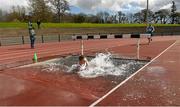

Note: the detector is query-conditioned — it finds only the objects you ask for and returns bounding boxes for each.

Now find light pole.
[146,0,149,25]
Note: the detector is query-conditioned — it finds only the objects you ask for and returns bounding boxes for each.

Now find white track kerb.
[89,41,177,107]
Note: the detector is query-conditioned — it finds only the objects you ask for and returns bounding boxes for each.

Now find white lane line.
[89,41,177,107]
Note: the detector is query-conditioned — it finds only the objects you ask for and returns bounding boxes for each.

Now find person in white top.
[78,55,89,71]
[29,27,36,49]
[146,24,155,44]
[67,55,89,73]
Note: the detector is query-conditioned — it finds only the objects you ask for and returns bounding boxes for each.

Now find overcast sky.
[0,0,179,14]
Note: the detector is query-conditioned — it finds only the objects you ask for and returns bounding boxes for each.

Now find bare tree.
[0,9,2,19]
[104,12,109,23]
[112,15,118,23]
[29,0,52,22]
[49,0,70,22]
[96,12,104,23]
[0,9,4,21]
[73,13,86,23]
[4,5,27,22]
[126,13,134,23]
[117,11,126,23]
[117,11,123,23]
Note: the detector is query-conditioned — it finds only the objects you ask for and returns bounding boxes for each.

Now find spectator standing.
[29,27,36,49]
[37,20,41,29]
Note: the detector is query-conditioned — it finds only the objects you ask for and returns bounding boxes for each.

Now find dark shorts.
[147,32,153,37]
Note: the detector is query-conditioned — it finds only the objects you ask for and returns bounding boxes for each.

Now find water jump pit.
[14,53,148,83]
[18,53,148,81]
[4,53,149,105]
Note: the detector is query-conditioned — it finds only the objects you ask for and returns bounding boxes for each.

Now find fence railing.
[0,32,180,46]
[0,34,72,46]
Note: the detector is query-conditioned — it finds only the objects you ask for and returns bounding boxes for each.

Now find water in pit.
[34,53,148,79]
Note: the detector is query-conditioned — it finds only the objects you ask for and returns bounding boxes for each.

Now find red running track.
[0,36,180,106]
[0,37,178,70]
[95,39,180,106]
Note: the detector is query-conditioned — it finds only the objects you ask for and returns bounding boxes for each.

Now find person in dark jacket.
[29,27,36,49]
[146,24,155,44]
[37,20,41,29]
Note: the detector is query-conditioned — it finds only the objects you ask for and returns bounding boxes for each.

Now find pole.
[22,36,25,44]
[146,0,149,25]
[137,39,140,59]
[58,34,61,42]
[41,35,44,43]
[81,40,84,55]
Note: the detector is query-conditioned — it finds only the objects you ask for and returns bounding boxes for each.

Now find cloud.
[68,0,180,14]
[0,0,28,11]
[76,0,102,10]
[160,3,172,10]
[0,0,180,14]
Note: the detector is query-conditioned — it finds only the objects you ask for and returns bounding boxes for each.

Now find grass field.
[0,22,179,28]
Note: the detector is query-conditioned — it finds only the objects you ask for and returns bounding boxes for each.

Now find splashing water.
[76,53,126,78]
[42,63,69,73]
[41,53,147,78]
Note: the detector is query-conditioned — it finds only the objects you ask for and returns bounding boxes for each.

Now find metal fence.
[0,34,73,46]
[0,32,180,46]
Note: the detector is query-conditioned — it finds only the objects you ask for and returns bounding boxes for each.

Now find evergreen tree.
[171,1,177,24]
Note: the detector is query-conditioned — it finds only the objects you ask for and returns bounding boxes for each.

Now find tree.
[16,5,26,21]
[0,9,3,21]
[154,9,170,24]
[6,5,26,22]
[91,16,101,23]
[104,12,109,23]
[28,0,52,22]
[126,13,134,23]
[174,12,180,24]
[133,9,153,23]
[73,13,86,23]
[117,11,126,23]
[141,9,153,23]
[117,11,124,23]
[171,1,177,24]
[96,11,110,23]
[112,15,118,23]
[96,12,104,23]
[49,0,70,23]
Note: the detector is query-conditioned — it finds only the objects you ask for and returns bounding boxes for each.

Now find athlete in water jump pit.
[67,55,89,73]
[78,55,89,71]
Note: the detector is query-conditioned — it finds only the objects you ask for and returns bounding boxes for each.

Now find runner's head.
[79,55,86,65]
